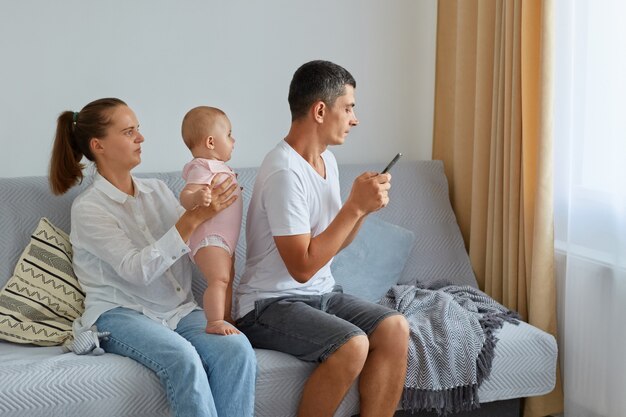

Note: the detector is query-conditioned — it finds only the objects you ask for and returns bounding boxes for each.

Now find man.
[235,60,409,417]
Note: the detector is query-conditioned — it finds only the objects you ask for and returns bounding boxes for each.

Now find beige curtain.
[432,1,563,416]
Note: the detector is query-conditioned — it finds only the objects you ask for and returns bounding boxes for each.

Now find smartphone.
[381,153,402,174]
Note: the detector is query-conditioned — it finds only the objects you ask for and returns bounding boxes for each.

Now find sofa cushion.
[331,216,416,302]
[337,162,478,289]
[0,218,85,346]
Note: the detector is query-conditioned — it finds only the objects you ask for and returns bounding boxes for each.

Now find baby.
[180,106,243,335]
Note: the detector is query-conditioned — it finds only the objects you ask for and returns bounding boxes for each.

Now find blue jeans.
[96,307,256,417]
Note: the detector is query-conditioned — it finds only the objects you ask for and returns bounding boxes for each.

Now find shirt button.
[176,287,181,292]
[181,249,186,253]
[171,256,176,260]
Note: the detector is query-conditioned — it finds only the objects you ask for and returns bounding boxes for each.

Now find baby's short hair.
[181,106,226,149]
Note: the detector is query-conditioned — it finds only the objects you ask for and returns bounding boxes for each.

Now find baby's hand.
[193,186,212,208]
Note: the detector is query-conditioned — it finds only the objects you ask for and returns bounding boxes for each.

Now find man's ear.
[313,101,326,123]
[205,136,215,150]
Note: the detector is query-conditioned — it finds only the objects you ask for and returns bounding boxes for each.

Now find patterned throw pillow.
[0,218,84,346]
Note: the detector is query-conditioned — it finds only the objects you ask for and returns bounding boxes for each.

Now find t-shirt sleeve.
[262,169,311,237]
[183,160,215,185]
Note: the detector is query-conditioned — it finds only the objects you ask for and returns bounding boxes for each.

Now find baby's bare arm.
[180,183,211,210]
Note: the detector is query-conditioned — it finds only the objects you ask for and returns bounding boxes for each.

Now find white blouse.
[70,173,198,334]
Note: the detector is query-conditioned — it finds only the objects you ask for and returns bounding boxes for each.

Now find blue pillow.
[331,216,416,302]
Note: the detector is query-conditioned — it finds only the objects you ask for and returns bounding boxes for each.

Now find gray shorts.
[235,286,400,363]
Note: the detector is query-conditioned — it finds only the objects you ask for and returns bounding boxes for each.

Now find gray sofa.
[0,160,556,417]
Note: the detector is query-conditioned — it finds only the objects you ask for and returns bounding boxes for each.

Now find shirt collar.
[207,159,233,173]
[93,172,153,203]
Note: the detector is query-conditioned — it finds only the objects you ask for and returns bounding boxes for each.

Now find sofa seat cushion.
[255,348,362,416]
[477,321,558,402]
[0,319,557,417]
[254,321,557,416]
[0,341,169,417]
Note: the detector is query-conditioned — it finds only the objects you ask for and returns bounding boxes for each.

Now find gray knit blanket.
[378,283,519,415]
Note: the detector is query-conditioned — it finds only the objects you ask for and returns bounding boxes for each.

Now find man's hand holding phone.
[345,153,401,216]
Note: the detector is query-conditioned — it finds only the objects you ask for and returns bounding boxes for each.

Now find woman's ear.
[205,136,215,150]
[90,138,104,155]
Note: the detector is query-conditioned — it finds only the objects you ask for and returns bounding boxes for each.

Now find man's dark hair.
[288,60,356,121]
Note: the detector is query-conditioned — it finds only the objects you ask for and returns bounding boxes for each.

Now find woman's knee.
[231,335,257,364]
[213,334,257,368]
[166,339,206,371]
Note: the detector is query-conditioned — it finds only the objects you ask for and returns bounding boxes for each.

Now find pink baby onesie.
[182,158,243,258]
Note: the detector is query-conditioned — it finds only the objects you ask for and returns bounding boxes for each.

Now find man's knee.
[325,334,369,376]
[371,315,409,350]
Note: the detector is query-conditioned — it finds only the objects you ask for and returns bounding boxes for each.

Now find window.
[554,0,626,268]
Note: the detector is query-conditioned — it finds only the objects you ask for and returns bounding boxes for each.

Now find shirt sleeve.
[70,198,189,287]
[262,169,311,237]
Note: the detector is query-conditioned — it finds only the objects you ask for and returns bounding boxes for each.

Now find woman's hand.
[205,173,238,215]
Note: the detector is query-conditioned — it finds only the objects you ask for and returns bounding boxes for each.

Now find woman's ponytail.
[49,111,84,195]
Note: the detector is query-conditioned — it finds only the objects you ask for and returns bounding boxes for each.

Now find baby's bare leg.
[224,255,236,325]
[194,246,240,335]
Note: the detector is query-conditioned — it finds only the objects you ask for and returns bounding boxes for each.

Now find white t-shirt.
[70,173,198,334]
[234,140,341,318]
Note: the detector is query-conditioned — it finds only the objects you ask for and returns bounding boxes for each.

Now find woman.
[49,98,256,417]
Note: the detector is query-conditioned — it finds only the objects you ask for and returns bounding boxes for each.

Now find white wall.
[0,0,437,178]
